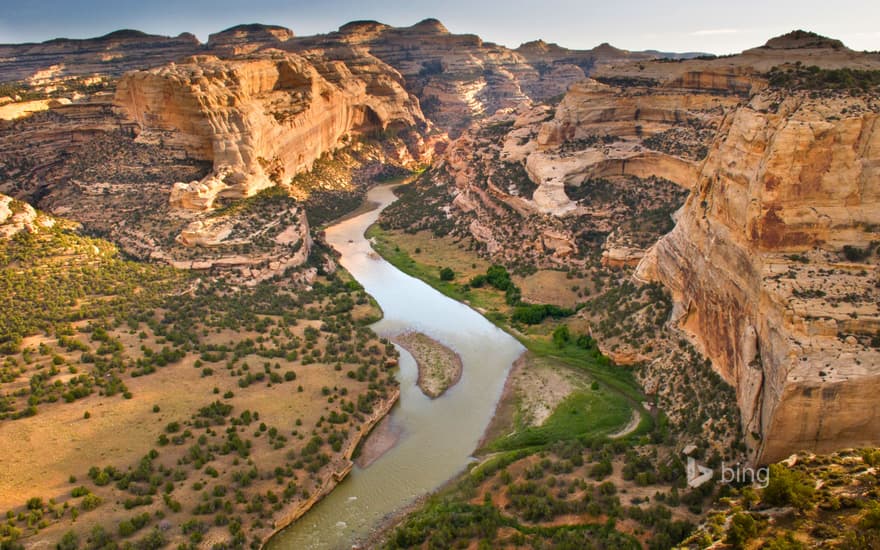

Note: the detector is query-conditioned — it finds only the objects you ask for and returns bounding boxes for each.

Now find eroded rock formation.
[115,50,429,209]
[206,24,295,56]
[637,90,880,462]
[0,194,54,238]
[375,30,880,463]
[286,19,703,137]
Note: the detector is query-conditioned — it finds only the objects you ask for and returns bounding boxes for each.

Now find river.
[267,184,525,549]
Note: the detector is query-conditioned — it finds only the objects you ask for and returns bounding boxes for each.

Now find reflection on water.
[267,184,524,549]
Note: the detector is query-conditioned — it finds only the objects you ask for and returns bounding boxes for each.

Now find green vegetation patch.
[490,389,631,451]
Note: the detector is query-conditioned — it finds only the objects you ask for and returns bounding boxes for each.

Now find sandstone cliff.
[1,19,711,142]
[526,78,740,214]
[115,50,429,209]
[290,19,549,135]
[637,89,880,463]
[382,73,709,268]
[330,21,710,136]
[422,72,736,250]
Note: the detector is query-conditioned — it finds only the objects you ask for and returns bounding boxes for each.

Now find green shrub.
[552,325,571,348]
[56,531,79,550]
[512,304,574,325]
[762,464,815,510]
[118,520,136,537]
[81,493,102,511]
[843,245,872,262]
[725,512,758,549]
[486,265,512,291]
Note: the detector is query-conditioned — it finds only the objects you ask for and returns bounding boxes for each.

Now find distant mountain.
[0,30,201,81]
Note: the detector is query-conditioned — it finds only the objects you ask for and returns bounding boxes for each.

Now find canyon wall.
[381,31,880,463]
[290,19,560,136]
[638,90,880,462]
[115,50,429,209]
[523,79,740,213]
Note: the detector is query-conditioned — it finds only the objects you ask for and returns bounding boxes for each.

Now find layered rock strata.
[637,90,880,462]
[115,50,429,209]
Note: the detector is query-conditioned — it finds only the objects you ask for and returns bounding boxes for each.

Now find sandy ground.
[0,346,352,509]
[391,331,463,398]
[514,270,592,307]
[513,356,578,426]
[477,351,580,450]
[477,353,524,450]
[355,414,404,468]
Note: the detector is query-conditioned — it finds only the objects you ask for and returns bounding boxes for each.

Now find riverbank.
[316,173,421,230]
[391,331,463,398]
[262,386,400,547]
[476,352,526,450]
[355,414,404,469]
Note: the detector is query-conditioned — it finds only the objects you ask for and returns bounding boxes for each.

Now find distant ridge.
[761,29,847,50]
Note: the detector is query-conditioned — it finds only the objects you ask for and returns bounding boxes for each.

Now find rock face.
[428,74,735,233]
[0,96,150,200]
[384,78,699,267]
[638,90,880,463]
[524,78,739,214]
[115,51,429,209]
[289,19,549,135]
[0,19,719,143]
[285,19,690,137]
[163,204,313,285]
[0,97,71,120]
[593,30,880,89]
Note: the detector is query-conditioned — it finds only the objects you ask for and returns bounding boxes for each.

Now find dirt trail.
[610,409,642,438]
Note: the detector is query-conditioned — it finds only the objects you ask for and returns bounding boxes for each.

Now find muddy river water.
[267,184,524,549]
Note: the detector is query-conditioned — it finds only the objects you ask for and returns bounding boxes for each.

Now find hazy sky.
[1,0,878,54]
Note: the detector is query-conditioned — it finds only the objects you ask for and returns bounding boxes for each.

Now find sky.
[1,0,878,54]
